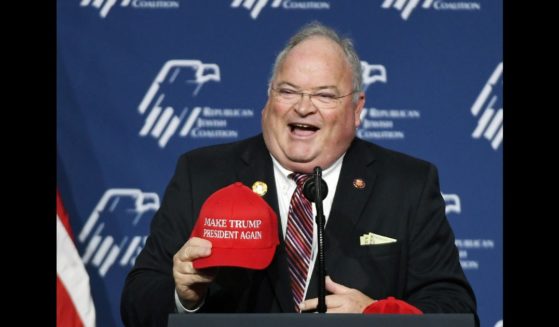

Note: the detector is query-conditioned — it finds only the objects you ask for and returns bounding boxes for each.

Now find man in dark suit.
[121,21,478,327]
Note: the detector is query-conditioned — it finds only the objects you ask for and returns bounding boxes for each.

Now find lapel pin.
[252,181,268,196]
[353,178,366,189]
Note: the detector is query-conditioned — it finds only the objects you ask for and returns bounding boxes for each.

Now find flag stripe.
[57,191,96,327]
[57,191,75,241]
[57,276,85,327]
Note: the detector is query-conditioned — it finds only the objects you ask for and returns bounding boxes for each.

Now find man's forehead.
[279,38,349,73]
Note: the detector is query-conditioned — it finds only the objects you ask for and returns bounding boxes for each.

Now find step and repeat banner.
[57,1,502,326]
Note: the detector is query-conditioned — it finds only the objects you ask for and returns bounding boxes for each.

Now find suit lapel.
[236,135,295,312]
[306,139,377,299]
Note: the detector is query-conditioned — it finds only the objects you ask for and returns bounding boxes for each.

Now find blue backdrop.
[57,1,502,326]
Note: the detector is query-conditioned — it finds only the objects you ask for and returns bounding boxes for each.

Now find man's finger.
[188,237,212,248]
[300,295,343,312]
[181,272,215,285]
[178,238,213,261]
[299,297,318,312]
[325,276,352,294]
[324,307,346,313]
[174,260,217,277]
[181,246,211,261]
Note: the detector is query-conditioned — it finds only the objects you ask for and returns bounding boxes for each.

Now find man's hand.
[173,237,217,309]
[300,276,376,313]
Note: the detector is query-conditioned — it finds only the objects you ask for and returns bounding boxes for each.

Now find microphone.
[302,166,327,313]
[302,173,328,202]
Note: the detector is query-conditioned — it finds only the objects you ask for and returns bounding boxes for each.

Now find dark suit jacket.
[121,134,478,327]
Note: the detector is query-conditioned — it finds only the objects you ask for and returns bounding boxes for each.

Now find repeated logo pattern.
[231,0,282,19]
[442,192,461,215]
[471,62,503,150]
[80,0,179,18]
[231,0,330,19]
[381,0,481,21]
[78,189,160,277]
[138,60,221,148]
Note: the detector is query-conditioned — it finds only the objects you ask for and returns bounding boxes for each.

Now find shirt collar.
[270,154,345,182]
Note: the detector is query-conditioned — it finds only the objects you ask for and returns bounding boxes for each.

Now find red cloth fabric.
[363,297,423,314]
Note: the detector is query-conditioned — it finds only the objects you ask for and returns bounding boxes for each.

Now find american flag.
[57,190,96,327]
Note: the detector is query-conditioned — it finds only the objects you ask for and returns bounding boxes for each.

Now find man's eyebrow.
[314,86,339,92]
[275,81,298,88]
[275,81,339,91]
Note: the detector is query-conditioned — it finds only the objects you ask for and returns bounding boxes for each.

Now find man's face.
[262,36,365,173]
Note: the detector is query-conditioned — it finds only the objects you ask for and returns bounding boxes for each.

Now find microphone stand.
[313,167,327,313]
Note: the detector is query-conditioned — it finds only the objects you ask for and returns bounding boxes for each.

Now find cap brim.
[193,246,276,270]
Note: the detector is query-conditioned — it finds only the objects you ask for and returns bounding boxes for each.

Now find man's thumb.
[325,276,352,294]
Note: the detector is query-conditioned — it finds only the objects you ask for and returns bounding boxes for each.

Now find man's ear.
[354,93,366,128]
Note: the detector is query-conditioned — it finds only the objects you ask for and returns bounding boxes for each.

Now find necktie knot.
[289,173,310,188]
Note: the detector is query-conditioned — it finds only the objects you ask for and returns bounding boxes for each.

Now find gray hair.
[268,21,363,102]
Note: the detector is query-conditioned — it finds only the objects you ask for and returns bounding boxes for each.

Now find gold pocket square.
[360,233,397,246]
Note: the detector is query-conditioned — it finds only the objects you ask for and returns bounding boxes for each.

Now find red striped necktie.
[285,173,314,312]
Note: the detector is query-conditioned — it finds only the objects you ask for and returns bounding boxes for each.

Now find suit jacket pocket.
[342,241,402,299]
[358,241,401,258]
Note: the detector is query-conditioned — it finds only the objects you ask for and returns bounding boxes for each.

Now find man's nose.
[294,93,317,116]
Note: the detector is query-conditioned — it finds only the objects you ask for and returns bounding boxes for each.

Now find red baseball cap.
[191,182,279,270]
[363,297,423,314]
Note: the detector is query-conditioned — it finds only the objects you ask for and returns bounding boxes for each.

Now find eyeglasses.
[270,87,357,110]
